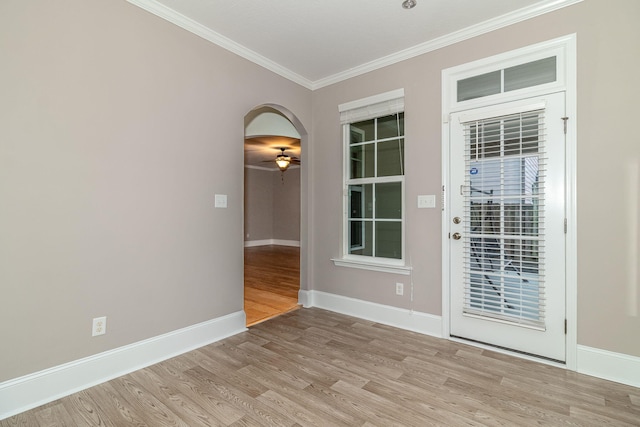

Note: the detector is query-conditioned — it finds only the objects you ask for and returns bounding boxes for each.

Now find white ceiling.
[128,0,579,89]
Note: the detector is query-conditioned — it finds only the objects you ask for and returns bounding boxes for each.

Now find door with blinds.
[449,93,566,362]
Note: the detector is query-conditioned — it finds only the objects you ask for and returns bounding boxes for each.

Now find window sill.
[331,258,412,275]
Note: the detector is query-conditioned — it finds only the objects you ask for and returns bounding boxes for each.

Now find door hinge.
[564,218,567,234]
[561,117,569,135]
[441,185,445,211]
[564,319,567,334]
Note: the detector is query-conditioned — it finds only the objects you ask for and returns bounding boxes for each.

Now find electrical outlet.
[92,316,107,336]
[396,282,404,296]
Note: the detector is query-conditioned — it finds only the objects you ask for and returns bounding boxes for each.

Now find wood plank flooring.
[244,245,300,327]
[3,308,639,426]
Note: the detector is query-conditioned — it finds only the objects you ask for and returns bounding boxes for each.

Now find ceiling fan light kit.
[275,147,298,171]
[275,153,291,171]
[402,0,417,9]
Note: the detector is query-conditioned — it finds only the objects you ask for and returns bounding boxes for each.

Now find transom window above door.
[444,36,574,111]
[457,56,557,102]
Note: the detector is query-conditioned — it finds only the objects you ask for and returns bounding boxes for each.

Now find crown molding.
[126,0,314,90]
[312,0,582,89]
[127,0,582,91]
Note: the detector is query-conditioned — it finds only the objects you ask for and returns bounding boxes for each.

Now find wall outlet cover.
[92,316,107,336]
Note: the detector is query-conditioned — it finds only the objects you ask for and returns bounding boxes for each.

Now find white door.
[449,92,566,362]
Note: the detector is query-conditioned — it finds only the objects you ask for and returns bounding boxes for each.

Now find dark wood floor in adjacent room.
[244,245,300,327]
[3,308,639,426]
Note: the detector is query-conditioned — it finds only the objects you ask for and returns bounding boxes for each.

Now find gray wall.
[310,0,640,358]
[272,167,301,242]
[244,168,274,241]
[244,167,300,243]
[0,0,311,382]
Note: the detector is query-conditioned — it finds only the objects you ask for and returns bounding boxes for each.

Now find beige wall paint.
[272,168,301,242]
[575,0,640,357]
[244,167,300,243]
[244,168,274,241]
[0,0,311,381]
[311,0,640,357]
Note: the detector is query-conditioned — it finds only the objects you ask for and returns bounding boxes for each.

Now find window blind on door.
[462,109,547,329]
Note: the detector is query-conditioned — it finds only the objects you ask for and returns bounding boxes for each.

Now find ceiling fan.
[266,147,300,172]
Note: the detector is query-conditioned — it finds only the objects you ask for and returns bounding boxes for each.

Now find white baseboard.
[298,289,312,308]
[0,311,247,420]
[244,239,300,247]
[300,290,442,338]
[577,345,640,388]
[6,302,637,420]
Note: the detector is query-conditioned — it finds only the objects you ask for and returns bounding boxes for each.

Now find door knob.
[452,232,462,240]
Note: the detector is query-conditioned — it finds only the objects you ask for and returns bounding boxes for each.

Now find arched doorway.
[243,105,308,326]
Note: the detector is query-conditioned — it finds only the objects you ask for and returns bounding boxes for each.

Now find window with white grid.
[338,90,405,263]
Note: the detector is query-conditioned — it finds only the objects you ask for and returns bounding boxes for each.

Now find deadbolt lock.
[453,217,461,224]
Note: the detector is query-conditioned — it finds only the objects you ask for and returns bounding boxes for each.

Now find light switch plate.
[417,195,436,208]
[214,194,227,208]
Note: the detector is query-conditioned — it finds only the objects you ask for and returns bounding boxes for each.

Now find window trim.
[331,256,412,275]
[338,89,405,124]
[334,90,408,272]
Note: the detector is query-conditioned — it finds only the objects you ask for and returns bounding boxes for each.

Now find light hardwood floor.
[3,308,639,426]
[244,245,300,327]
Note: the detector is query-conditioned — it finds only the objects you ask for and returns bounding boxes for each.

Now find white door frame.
[441,34,577,370]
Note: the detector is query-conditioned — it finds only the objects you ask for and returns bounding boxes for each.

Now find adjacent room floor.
[244,245,300,327]
[3,308,639,426]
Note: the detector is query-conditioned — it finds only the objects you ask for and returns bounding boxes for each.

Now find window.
[347,113,404,260]
[335,90,406,270]
[456,56,558,102]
